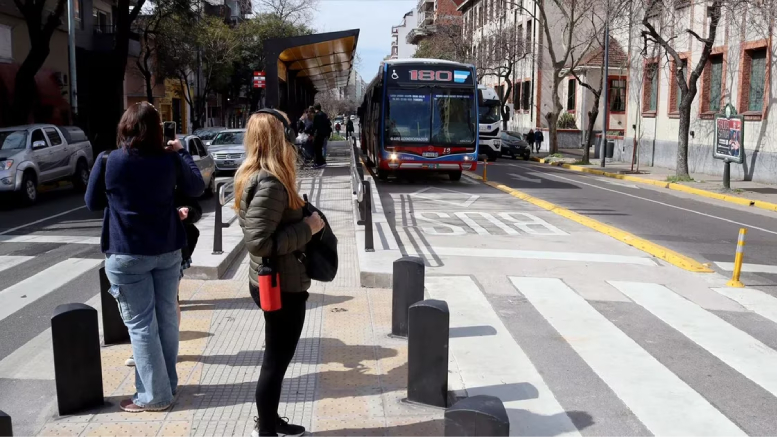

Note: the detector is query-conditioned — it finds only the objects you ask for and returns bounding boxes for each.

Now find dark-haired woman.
[85,102,205,412]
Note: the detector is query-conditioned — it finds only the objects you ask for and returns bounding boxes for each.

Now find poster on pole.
[713,103,745,164]
[253,71,266,89]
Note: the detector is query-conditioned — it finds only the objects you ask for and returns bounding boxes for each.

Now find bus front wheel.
[449,171,462,181]
[377,169,389,181]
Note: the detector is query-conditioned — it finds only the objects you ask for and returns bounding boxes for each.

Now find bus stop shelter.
[264,29,360,123]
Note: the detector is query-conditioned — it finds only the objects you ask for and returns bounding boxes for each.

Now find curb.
[529,157,777,213]
[463,171,714,273]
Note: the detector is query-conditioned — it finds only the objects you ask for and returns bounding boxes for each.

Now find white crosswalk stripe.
[0,256,33,273]
[512,277,746,436]
[713,286,777,325]
[0,258,103,322]
[612,281,777,399]
[0,235,101,245]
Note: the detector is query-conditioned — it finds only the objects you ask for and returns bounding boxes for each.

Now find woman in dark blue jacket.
[85,102,204,412]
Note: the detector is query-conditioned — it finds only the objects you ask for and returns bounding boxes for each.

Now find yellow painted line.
[529,157,777,213]
[463,171,714,273]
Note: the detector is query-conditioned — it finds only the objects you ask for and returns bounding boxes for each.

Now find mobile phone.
[163,121,177,143]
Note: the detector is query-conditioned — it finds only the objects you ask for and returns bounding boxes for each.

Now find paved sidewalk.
[535,148,777,206]
[36,143,444,437]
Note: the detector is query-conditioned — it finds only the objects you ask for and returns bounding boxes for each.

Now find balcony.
[407,26,434,44]
[92,25,140,56]
[417,10,434,26]
[417,0,434,11]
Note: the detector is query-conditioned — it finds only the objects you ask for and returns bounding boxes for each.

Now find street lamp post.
[67,0,78,119]
[601,7,609,168]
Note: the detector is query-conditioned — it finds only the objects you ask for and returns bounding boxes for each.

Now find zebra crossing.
[430,274,777,436]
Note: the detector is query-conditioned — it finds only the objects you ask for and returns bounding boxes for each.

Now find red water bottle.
[258,265,281,312]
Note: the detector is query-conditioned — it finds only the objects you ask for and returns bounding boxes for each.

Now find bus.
[358,59,479,181]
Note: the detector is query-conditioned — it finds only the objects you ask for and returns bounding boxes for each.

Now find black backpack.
[298,194,338,282]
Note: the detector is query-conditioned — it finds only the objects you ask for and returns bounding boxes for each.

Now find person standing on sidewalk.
[346,117,354,140]
[312,103,331,168]
[526,129,535,153]
[535,129,544,153]
[235,109,324,437]
[85,102,205,412]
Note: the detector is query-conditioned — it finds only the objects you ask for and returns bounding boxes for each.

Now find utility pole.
[67,0,78,119]
[196,0,202,129]
[600,6,609,168]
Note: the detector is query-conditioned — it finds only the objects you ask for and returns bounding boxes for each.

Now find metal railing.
[213,180,237,255]
[350,139,373,252]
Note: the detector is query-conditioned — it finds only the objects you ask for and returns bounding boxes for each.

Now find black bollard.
[407,299,449,408]
[0,410,11,436]
[391,257,425,337]
[445,395,509,436]
[99,268,129,345]
[52,303,104,415]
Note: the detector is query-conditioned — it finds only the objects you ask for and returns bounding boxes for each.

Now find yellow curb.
[529,157,777,213]
[463,171,714,273]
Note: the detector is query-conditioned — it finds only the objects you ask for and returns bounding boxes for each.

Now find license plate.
[422,164,439,169]
[223,160,234,166]
[423,152,438,158]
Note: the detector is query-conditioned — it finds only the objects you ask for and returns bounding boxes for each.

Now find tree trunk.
[144,72,154,104]
[11,42,50,125]
[676,96,692,177]
[548,79,563,154]
[582,96,600,165]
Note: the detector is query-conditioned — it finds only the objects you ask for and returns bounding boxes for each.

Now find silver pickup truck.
[0,124,94,205]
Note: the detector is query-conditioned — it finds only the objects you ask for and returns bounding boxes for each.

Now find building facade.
[407,0,464,45]
[391,10,417,59]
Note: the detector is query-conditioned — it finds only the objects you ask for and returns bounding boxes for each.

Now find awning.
[264,29,360,109]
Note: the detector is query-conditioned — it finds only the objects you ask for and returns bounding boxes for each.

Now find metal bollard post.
[445,395,509,436]
[391,257,425,337]
[408,299,449,408]
[213,182,225,255]
[363,180,374,252]
[0,410,11,437]
[52,303,104,415]
[99,267,129,345]
[727,228,747,288]
[482,160,488,182]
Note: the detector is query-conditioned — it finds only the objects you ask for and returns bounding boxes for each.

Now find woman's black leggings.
[249,285,308,435]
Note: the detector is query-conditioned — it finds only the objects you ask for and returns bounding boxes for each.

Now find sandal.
[119,398,172,413]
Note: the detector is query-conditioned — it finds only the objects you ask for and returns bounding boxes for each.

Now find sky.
[312,0,416,82]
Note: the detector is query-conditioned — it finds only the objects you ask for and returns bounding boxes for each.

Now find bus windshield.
[479,100,501,124]
[386,88,476,145]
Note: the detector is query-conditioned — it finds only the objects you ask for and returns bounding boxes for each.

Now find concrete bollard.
[391,257,425,337]
[408,299,449,408]
[52,303,104,415]
[0,410,11,436]
[99,267,129,345]
[445,395,509,436]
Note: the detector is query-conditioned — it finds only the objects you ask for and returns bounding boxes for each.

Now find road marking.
[508,173,541,183]
[0,235,101,245]
[463,173,713,273]
[611,281,777,399]
[0,256,33,273]
[408,187,480,208]
[594,177,640,189]
[714,261,777,274]
[0,258,103,322]
[513,277,746,436]
[713,287,777,325]
[430,247,656,265]
[0,205,87,236]
[454,212,519,235]
[544,172,777,236]
[426,276,580,436]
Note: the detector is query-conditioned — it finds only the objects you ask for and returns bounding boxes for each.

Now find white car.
[208,129,246,172]
[178,134,216,196]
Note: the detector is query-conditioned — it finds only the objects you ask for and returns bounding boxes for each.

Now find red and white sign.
[253,71,266,89]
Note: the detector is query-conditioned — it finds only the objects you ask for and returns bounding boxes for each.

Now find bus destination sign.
[387,65,474,86]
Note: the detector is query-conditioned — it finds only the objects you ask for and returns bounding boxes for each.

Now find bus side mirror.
[504,106,511,121]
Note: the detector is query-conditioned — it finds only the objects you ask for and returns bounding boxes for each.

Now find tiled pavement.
[37,143,442,436]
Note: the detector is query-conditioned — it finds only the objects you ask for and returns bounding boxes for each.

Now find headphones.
[255,108,297,144]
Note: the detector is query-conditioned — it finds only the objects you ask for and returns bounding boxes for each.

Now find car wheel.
[72,159,89,192]
[20,171,37,205]
[523,153,530,161]
[449,170,462,181]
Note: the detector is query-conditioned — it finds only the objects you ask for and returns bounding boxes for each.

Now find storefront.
[158,79,189,134]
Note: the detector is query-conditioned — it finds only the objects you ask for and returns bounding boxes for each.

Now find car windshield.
[386,90,432,142]
[431,90,477,144]
[197,130,222,140]
[503,131,523,141]
[211,132,244,145]
[0,131,28,151]
[479,101,501,124]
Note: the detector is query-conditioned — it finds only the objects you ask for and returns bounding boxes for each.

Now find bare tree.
[641,0,724,178]
[255,0,319,26]
[414,20,469,62]
[11,0,67,124]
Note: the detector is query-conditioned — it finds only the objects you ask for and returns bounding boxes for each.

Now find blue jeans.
[105,250,182,408]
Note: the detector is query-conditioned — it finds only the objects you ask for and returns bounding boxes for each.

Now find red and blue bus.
[358,59,479,181]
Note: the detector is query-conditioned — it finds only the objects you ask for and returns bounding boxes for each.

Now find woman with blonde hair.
[235,109,324,437]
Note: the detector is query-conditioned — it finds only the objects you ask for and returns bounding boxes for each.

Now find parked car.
[0,124,94,204]
[208,129,246,172]
[178,134,216,196]
[500,131,531,160]
[193,127,225,147]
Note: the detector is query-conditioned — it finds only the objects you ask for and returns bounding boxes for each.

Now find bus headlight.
[390,153,398,161]
[464,156,472,161]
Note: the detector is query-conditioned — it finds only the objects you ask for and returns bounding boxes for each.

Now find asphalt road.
[481,159,777,294]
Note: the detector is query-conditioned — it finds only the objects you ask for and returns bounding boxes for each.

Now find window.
[0,24,11,62]
[643,63,658,112]
[517,25,524,55]
[93,8,111,33]
[526,21,532,53]
[669,58,688,113]
[609,78,626,112]
[521,81,531,111]
[386,90,431,142]
[514,82,521,108]
[31,129,47,149]
[74,0,83,30]
[746,49,767,112]
[703,54,724,113]
[44,128,63,146]
[431,90,477,144]
[567,79,576,111]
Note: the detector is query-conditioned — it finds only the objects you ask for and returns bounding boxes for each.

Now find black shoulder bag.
[299,194,338,282]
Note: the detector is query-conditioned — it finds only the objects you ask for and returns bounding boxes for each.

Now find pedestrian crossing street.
[428,275,777,436]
